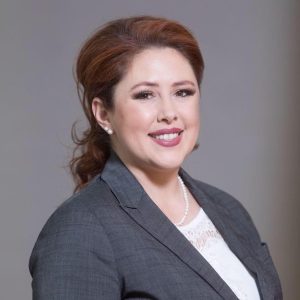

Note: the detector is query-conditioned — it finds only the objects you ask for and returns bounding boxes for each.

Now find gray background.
[1,0,299,299]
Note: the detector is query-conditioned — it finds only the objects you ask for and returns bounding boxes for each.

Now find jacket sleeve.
[29,199,122,300]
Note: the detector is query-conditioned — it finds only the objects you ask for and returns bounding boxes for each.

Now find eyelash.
[132,90,154,100]
[175,89,196,97]
[132,89,196,100]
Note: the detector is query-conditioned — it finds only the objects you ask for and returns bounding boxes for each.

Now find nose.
[157,97,178,124]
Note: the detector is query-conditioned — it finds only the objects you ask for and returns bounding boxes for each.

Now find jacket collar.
[100,152,266,299]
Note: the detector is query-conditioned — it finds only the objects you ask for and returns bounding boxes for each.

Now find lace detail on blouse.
[176,209,260,300]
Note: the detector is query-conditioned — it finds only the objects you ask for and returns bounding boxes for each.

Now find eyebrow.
[130,80,195,91]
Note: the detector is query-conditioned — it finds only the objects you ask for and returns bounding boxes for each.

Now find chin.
[149,154,186,171]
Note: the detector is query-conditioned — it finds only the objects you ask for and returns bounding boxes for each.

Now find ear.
[92,97,111,128]
[92,98,114,135]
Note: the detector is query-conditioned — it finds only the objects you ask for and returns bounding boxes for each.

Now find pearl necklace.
[175,176,190,226]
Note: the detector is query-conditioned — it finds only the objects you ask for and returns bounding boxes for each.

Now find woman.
[29,16,282,299]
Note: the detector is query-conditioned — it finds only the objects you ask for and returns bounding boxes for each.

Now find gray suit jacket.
[29,153,282,299]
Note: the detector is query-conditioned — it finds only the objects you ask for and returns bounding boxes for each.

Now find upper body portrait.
[29,16,282,299]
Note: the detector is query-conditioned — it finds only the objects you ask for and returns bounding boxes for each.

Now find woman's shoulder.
[37,175,116,238]
[192,178,262,241]
[29,175,122,296]
[183,173,261,238]
[181,170,246,212]
[29,175,118,265]
[193,179,245,210]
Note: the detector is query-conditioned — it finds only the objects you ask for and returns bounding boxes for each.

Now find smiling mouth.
[149,132,182,140]
[148,130,183,147]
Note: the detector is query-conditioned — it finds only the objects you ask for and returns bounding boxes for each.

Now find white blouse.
[176,208,261,300]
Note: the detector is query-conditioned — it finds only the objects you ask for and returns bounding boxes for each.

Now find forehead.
[121,47,197,85]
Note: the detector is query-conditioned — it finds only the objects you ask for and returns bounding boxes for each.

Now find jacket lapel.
[181,169,269,299]
[101,154,262,299]
[126,192,239,300]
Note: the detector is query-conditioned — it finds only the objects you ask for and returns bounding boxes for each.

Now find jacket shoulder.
[38,176,114,235]
[191,179,262,243]
[191,179,243,209]
[29,176,122,298]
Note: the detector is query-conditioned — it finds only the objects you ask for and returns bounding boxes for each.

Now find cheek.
[183,102,200,128]
[189,115,200,136]
[192,100,200,126]
[130,106,155,128]
[115,104,155,132]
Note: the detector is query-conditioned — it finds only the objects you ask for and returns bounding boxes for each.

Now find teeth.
[153,133,179,140]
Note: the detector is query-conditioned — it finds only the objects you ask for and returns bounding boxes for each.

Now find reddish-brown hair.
[70,16,204,192]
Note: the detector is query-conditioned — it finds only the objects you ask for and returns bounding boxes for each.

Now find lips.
[148,128,183,147]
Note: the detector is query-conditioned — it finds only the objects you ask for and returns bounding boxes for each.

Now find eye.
[132,90,154,100]
[175,89,196,97]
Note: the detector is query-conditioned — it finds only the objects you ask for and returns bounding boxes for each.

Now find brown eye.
[176,89,196,97]
[132,90,154,100]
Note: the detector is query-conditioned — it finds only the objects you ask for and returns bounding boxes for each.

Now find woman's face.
[93,47,200,174]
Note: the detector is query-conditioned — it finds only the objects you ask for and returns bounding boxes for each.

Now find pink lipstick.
[148,128,183,147]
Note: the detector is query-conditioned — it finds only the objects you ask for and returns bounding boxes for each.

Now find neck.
[128,163,180,188]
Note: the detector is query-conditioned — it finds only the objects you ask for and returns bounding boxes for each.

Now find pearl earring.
[103,126,113,135]
[107,128,113,135]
